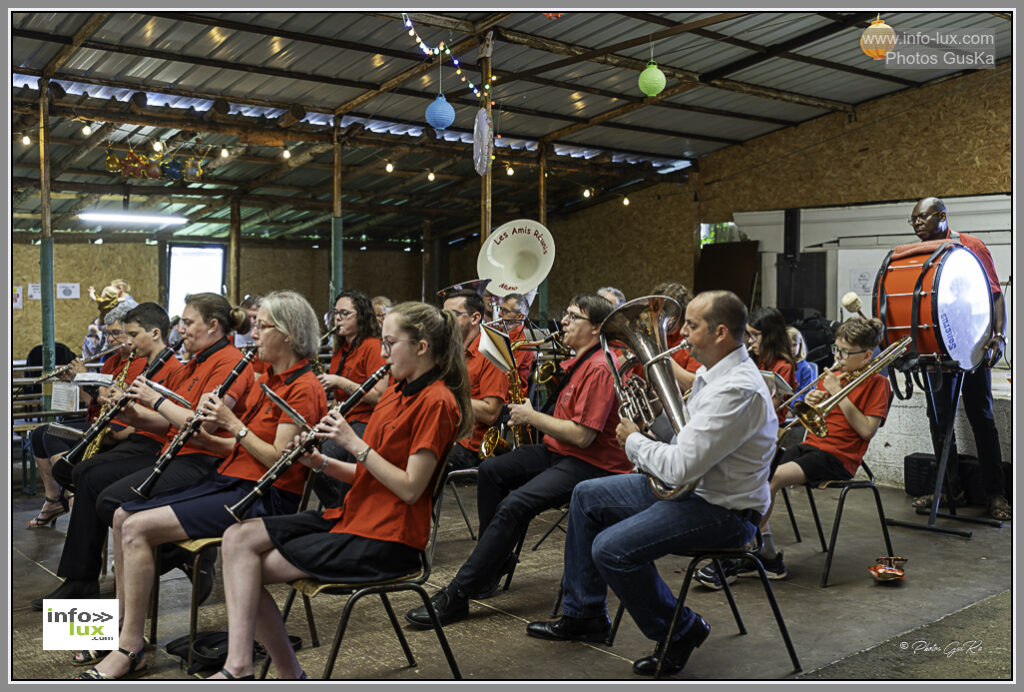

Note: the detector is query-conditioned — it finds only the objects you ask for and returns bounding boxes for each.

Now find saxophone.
[81,348,137,460]
[478,367,529,460]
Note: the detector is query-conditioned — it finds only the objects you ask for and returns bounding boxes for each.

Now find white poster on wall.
[13,286,22,309]
[849,269,875,295]
[27,283,40,300]
[56,283,80,299]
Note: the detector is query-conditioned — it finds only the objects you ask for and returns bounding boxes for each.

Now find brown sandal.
[988,497,1012,521]
[912,492,966,509]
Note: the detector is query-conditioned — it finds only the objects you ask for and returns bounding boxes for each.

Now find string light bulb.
[506,164,514,176]
[282,149,291,160]
[220,148,229,158]
[385,161,394,173]
[82,124,92,136]
[22,135,31,146]
[427,171,436,181]
[583,188,591,199]
[152,141,163,153]
[622,196,630,207]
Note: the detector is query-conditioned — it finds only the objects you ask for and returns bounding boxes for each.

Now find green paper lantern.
[638,60,666,98]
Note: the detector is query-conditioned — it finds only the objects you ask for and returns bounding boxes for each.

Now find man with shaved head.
[908,197,1009,521]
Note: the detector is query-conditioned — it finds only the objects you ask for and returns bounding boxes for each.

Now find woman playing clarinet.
[207,301,471,680]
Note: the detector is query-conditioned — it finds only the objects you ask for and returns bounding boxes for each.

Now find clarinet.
[60,348,175,469]
[131,348,257,499]
[225,363,391,522]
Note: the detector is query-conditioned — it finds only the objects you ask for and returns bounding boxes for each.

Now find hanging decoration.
[401,13,493,100]
[101,136,207,182]
[860,14,897,60]
[160,158,185,181]
[542,13,565,20]
[638,61,666,97]
[105,147,121,172]
[183,156,203,182]
[473,107,493,176]
[121,147,148,178]
[424,58,455,131]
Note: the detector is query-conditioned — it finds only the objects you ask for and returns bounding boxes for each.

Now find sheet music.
[50,382,80,411]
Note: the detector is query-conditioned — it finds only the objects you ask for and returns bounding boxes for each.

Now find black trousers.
[56,434,216,581]
[924,367,1005,499]
[450,444,612,595]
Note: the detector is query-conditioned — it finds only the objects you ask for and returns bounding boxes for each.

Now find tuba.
[599,295,696,501]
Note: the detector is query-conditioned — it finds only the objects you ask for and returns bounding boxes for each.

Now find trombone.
[779,336,911,439]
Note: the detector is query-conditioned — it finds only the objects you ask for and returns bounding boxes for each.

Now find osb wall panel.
[699,68,1011,222]
[12,243,158,358]
[544,182,698,314]
[240,245,425,319]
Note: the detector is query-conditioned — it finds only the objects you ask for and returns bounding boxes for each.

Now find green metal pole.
[331,217,344,300]
[39,77,55,407]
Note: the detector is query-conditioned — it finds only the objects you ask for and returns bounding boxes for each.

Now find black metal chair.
[259,458,460,680]
[779,460,895,587]
[442,467,478,540]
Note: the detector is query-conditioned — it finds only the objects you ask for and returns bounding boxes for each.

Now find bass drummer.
[909,197,1009,521]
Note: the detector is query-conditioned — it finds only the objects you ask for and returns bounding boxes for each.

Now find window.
[167,245,225,319]
[700,222,739,247]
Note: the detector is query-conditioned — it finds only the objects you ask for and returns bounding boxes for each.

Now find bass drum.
[872,242,993,371]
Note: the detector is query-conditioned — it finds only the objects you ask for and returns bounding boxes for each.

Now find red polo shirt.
[667,331,701,373]
[544,346,631,474]
[159,338,255,458]
[806,373,891,477]
[457,331,509,453]
[328,337,386,424]
[218,359,328,496]
[323,372,461,550]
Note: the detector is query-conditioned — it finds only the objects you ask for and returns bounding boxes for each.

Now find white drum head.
[935,246,992,370]
[477,219,555,297]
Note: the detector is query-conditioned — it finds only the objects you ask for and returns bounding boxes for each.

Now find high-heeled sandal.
[27,495,69,528]
[73,647,148,680]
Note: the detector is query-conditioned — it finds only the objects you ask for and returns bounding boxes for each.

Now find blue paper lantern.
[425,93,455,130]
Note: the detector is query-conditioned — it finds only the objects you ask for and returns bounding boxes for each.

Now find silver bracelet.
[312,456,329,474]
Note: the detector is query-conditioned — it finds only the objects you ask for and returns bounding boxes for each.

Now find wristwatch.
[355,445,372,464]
[234,427,249,443]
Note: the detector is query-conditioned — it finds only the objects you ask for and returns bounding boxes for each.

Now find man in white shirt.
[525,290,778,677]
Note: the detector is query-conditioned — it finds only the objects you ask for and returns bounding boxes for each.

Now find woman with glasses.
[74,291,327,681]
[207,301,470,680]
[700,316,891,585]
[745,307,798,426]
[405,294,633,631]
[314,290,388,507]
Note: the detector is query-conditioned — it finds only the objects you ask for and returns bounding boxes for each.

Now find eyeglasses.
[106,329,125,338]
[382,337,420,355]
[499,307,522,318]
[831,345,869,358]
[254,321,278,331]
[907,210,941,226]
[331,309,355,320]
[561,310,589,323]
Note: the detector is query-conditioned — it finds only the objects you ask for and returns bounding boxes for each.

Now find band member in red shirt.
[443,288,509,470]
[909,197,1009,521]
[697,317,890,586]
[405,293,632,630]
[745,307,797,426]
[76,291,326,681]
[205,301,470,680]
[30,302,183,617]
[499,292,536,392]
[314,290,388,507]
[652,281,699,392]
[27,302,137,528]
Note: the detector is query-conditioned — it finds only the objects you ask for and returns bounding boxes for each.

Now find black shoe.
[31,578,100,611]
[526,615,611,643]
[736,551,788,580]
[404,585,468,629]
[463,552,518,599]
[633,615,710,676]
[183,549,216,606]
[694,558,741,590]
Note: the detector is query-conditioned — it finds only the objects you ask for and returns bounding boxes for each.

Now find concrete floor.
[11,475,1013,681]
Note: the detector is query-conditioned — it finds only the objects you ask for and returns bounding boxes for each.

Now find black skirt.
[263,511,421,584]
[120,473,300,539]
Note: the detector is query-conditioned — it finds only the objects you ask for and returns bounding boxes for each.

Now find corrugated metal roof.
[10,10,1012,241]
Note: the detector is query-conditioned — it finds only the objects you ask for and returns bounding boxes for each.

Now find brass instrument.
[14,342,128,396]
[599,295,695,501]
[775,365,835,413]
[313,329,333,378]
[479,367,529,461]
[81,349,138,460]
[779,336,911,439]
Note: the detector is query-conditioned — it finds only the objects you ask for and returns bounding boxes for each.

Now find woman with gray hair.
[76,291,328,680]
[597,286,626,308]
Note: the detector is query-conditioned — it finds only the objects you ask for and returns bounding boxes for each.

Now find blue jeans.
[561,474,758,644]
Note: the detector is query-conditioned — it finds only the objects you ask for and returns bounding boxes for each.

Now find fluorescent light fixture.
[78,211,188,225]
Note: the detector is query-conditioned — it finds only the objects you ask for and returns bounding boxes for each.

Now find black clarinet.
[60,348,176,469]
[225,363,391,522]
[131,349,256,499]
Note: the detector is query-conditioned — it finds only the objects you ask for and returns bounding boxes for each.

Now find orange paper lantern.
[860,15,897,60]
